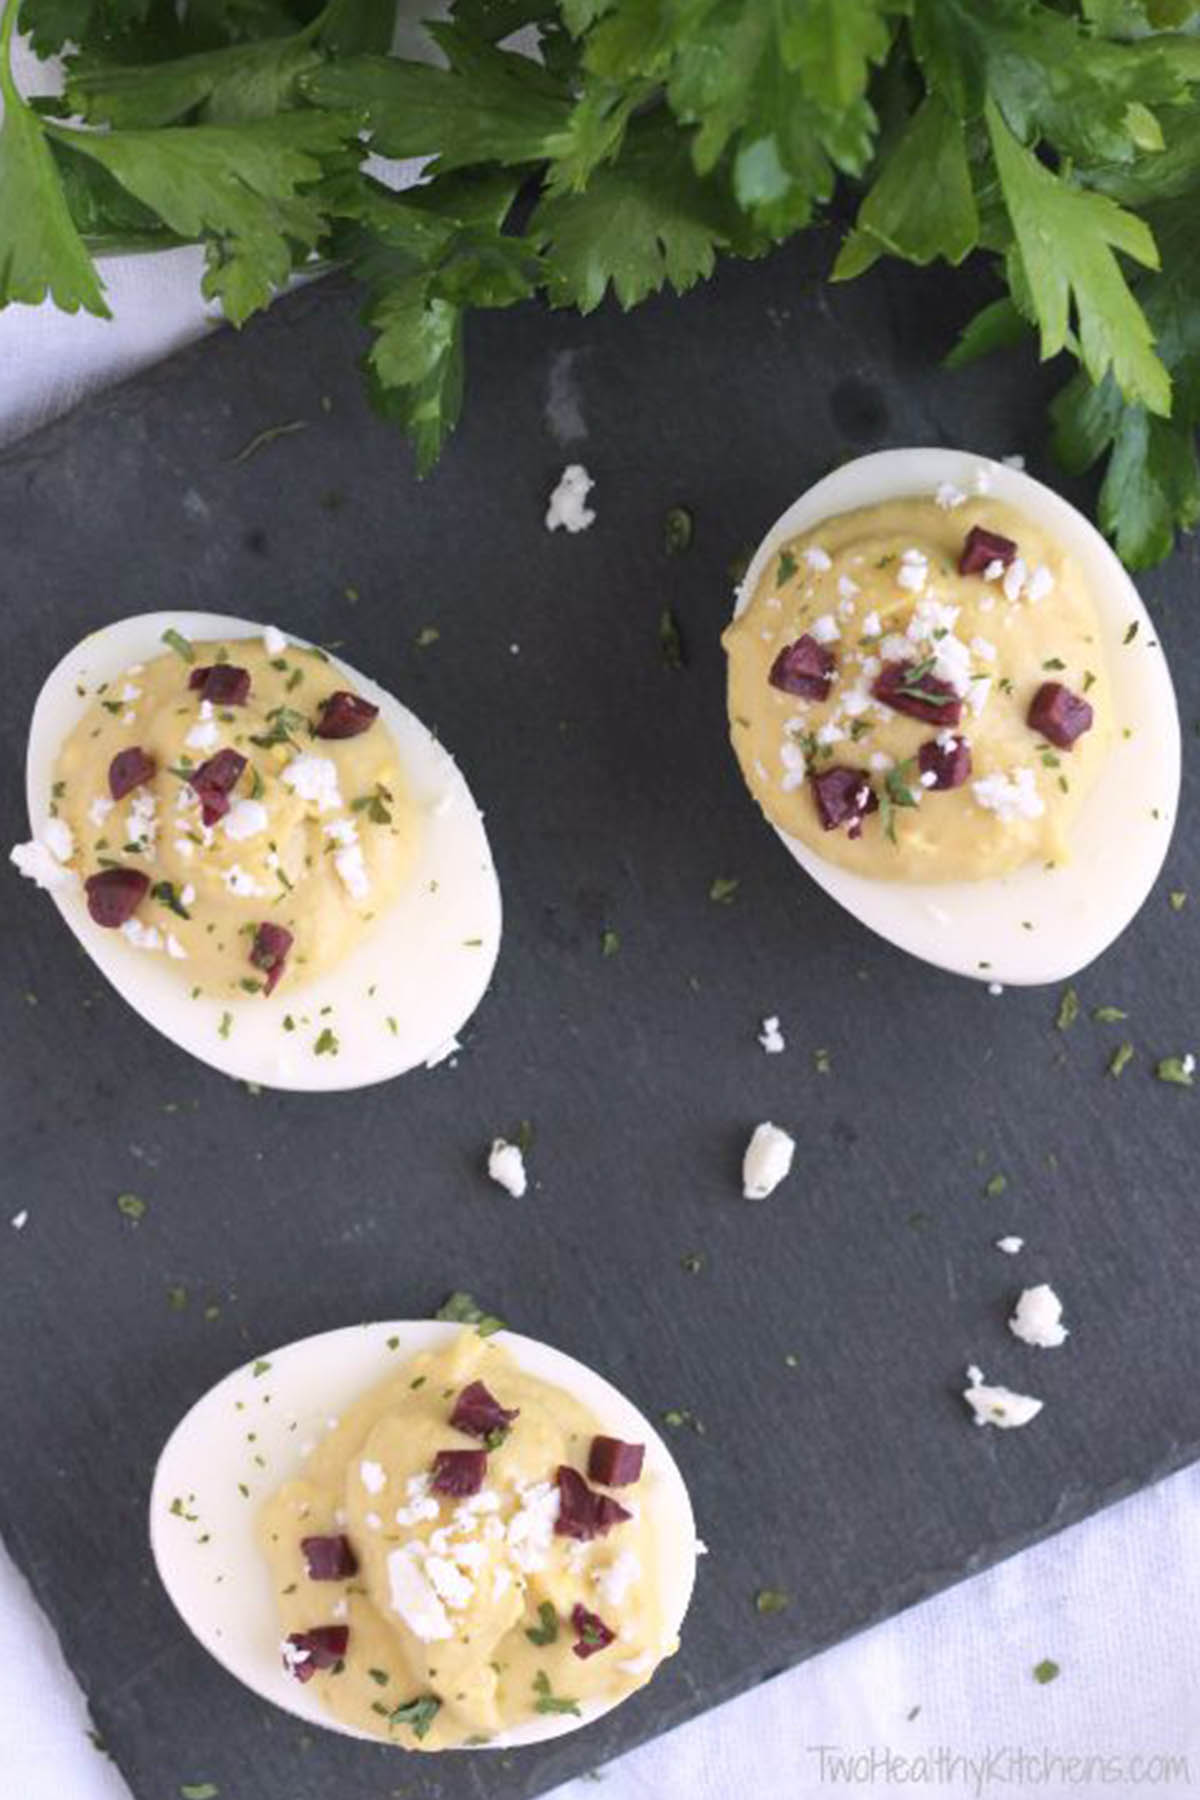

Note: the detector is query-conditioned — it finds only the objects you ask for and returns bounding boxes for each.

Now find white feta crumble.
[988,982,1004,997]
[1184,1053,1197,1078]
[425,1554,475,1611]
[1002,453,1026,470]
[186,700,220,753]
[262,625,288,656]
[395,1474,440,1527]
[165,933,188,961]
[222,864,267,898]
[973,465,993,495]
[42,817,74,863]
[837,574,860,600]
[983,558,1005,582]
[896,548,928,593]
[492,1565,513,1602]
[803,544,832,571]
[365,1511,382,1531]
[386,1546,453,1641]
[120,683,142,703]
[995,1236,1025,1255]
[758,1015,786,1055]
[742,1121,795,1200]
[868,751,894,774]
[861,610,882,637]
[507,1480,560,1573]
[970,636,997,662]
[330,1597,348,1621]
[360,1459,387,1495]
[11,1211,28,1231]
[809,612,840,644]
[963,1364,1043,1429]
[815,721,846,747]
[935,481,967,510]
[919,769,939,789]
[126,789,159,853]
[180,884,196,907]
[281,754,342,813]
[88,795,114,827]
[121,918,162,952]
[281,1638,311,1673]
[973,768,1045,824]
[1026,564,1055,604]
[323,819,370,901]
[488,1137,527,1197]
[545,463,596,534]
[223,799,270,843]
[10,838,75,891]
[595,1548,641,1607]
[1002,556,1028,603]
[1009,1284,1069,1349]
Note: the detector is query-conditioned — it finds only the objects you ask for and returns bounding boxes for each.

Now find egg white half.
[734,449,1181,985]
[149,1321,698,1749]
[23,612,502,1089]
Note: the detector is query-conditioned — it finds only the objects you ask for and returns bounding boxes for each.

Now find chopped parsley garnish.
[659,604,685,670]
[661,1406,706,1435]
[116,1193,146,1222]
[600,928,620,957]
[380,1694,441,1739]
[314,1027,339,1056]
[250,706,307,750]
[167,1285,188,1311]
[776,548,798,585]
[665,505,694,555]
[1055,987,1079,1031]
[252,1359,271,1377]
[1169,890,1188,911]
[1092,1005,1127,1023]
[709,876,739,904]
[1155,1056,1194,1087]
[1082,669,1097,692]
[415,625,440,648]
[1123,622,1139,645]
[161,629,196,663]
[218,1012,233,1040]
[1032,1658,1061,1685]
[367,1668,390,1686]
[754,1588,790,1615]
[100,700,123,715]
[151,880,191,920]
[435,1291,506,1337]
[879,758,919,844]
[813,1047,831,1075]
[984,1173,1008,1198]
[1042,656,1066,670]
[532,1670,580,1717]
[351,783,393,825]
[525,1601,559,1646]
[180,1786,220,1799]
[680,1251,705,1274]
[1109,1043,1135,1078]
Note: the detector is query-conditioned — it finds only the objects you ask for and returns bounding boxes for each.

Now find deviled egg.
[11,612,501,1088]
[723,449,1180,984]
[150,1321,697,1751]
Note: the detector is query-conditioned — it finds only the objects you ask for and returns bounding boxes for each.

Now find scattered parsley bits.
[1169,890,1188,911]
[525,1601,559,1646]
[709,875,739,904]
[754,1588,790,1616]
[984,1173,1008,1198]
[415,626,440,648]
[665,505,694,555]
[382,1695,441,1739]
[533,1670,580,1717]
[367,1668,390,1686]
[813,1047,831,1076]
[1092,1005,1127,1023]
[229,419,307,465]
[161,628,195,663]
[1108,1043,1134,1078]
[1155,1056,1195,1087]
[313,1027,339,1056]
[680,1251,705,1274]
[252,1359,271,1378]
[435,1291,506,1337]
[776,548,798,585]
[180,1786,220,1799]
[116,1193,147,1222]
[1056,986,1079,1031]
[659,604,685,669]
[1032,1658,1061,1685]
[218,1012,233,1040]
[1123,622,1139,645]
[600,928,620,957]
[661,1406,706,1435]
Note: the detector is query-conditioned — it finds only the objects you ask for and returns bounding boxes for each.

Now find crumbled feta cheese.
[837,574,860,601]
[815,721,846,749]
[742,1121,795,1200]
[360,1460,386,1495]
[1002,556,1028,603]
[970,636,997,662]
[281,1638,311,1672]
[507,1480,560,1572]
[896,548,928,593]
[488,1137,527,1197]
[809,612,840,644]
[180,884,196,907]
[1026,564,1055,604]
[868,751,894,773]
[963,1365,1043,1429]
[425,1553,475,1611]
[935,482,967,510]
[595,1548,641,1607]
[10,837,75,891]
[803,545,832,571]
[1009,1284,1069,1349]
[919,769,938,789]
[545,463,596,534]
[330,1597,348,1621]
[88,795,114,827]
[983,558,1004,582]
[988,982,1004,997]
[186,700,220,752]
[386,1546,453,1641]
[223,799,269,843]
[126,789,159,853]
[263,625,288,656]
[758,1015,785,1054]
[395,1474,440,1528]
[165,933,187,960]
[1184,1053,1197,1078]
[1001,453,1025,470]
[42,817,74,863]
[973,466,993,495]
[365,1511,382,1530]
[120,683,142,703]
[121,918,162,952]
[492,1566,512,1602]
[222,864,267,898]
[11,1211,28,1231]
[995,1236,1024,1255]
[282,754,342,813]
[973,768,1045,824]
[967,676,992,718]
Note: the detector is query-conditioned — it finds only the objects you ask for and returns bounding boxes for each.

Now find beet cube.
[571,1603,616,1660]
[1027,681,1093,750]
[250,922,293,996]
[300,1535,357,1581]
[587,1437,645,1488]
[449,1381,519,1442]
[810,766,879,839]
[554,1466,631,1541]
[917,735,972,790]
[283,1625,349,1682]
[189,664,251,706]
[958,525,1018,575]
[431,1448,488,1497]
[872,660,964,726]
[315,691,378,740]
[85,867,149,928]
[108,746,156,801]
[767,634,835,701]
[189,749,247,825]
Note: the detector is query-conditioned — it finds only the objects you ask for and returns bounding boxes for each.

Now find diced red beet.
[108,746,156,801]
[587,1437,645,1488]
[300,1534,358,1581]
[554,1466,632,1541]
[250,922,293,996]
[571,1603,616,1660]
[767,634,835,701]
[431,1448,488,1497]
[810,766,879,839]
[958,525,1018,575]
[872,660,964,726]
[283,1625,349,1682]
[449,1381,519,1442]
[188,664,251,706]
[1027,681,1094,750]
[84,867,149,928]
[189,748,247,825]
[917,735,972,791]
[314,691,378,740]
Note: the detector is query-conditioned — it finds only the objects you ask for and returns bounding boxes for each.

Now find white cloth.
[3,32,1200,1800]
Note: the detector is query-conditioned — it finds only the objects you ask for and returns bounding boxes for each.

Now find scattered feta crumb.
[963,1364,1043,1429]
[804,545,832,571]
[837,574,860,601]
[10,838,75,891]
[1003,556,1028,603]
[988,982,1004,997]
[970,636,997,662]
[42,817,74,863]
[758,1015,785,1054]
[11,1211,28,1231]
[545,463,596,534]
[973,768,1045,824]
[222,864,267,898]
[995,1236,1024,1255]
[935,482,967,510]
[262,625,288,656]
[88,795,114,827]
[386,1546,453,1641]
[973,465,993,495]
[1001,453,1026,470]
[282,754,342,813]
[165,933,187,961]
[360,1459,386,1495]
[742,1121,795,1200]
[862,610,882,637]
[809,613,840,644]
[223,799,270,843]
[1026,564,1055,604]
[488,1138,527,1198]
[1009,1284,1069,1349]
[896,549,928,593]
[121,918,162,952]
[983,558,1005,582]
[869,751,894,774]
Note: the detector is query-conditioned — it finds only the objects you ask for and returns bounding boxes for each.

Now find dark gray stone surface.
[0,232,1197,1800]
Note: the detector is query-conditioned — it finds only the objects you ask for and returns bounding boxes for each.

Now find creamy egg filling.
[259,1332,674,1751]
[723,491,1112,882]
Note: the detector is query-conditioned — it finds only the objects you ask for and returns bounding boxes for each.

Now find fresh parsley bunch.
[3,0,1200,567]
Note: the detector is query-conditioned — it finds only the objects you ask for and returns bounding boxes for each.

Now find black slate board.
[1,231,1198,1800]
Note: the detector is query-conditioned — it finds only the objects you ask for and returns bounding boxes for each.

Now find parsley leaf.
[532,1669,580,1716]
[525,1600,559,1645]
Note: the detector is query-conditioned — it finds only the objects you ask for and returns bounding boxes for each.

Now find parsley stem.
[0,0,24,109]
